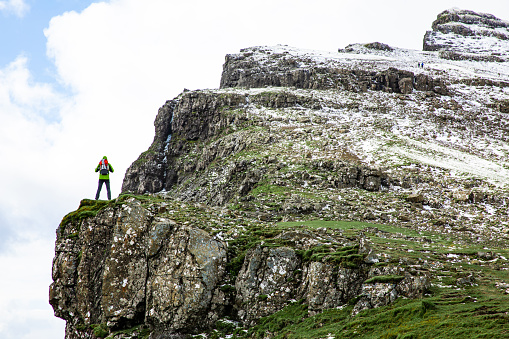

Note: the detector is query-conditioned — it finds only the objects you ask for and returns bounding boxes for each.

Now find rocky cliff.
[51,197,431,338]
[51,8,509,339]
[423,8,509,62]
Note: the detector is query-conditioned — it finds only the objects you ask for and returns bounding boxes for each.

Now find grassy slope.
[259,225,507,339]
[61,80,509,337]
[205,219,509,339]
[60,195,509,338]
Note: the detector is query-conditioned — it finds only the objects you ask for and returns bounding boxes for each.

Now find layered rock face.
[423,8,509,62]
[220,46,448,95]
[121,88,391,206]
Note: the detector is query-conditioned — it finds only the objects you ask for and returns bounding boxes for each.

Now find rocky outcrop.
[51,198,430,338]
[122,91,248,195]
[339,42,394,53]
[50,198,229,337]
[219,49,372,92]
[121,88,392,208]
[220,46,448,95]
[423,8,509,62]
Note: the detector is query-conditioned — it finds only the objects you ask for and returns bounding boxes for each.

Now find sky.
[0,0,507,338]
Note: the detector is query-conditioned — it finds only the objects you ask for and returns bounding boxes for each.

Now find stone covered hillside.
[51,8,509,339]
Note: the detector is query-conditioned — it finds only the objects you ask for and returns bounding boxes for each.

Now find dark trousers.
[95,179,111,200]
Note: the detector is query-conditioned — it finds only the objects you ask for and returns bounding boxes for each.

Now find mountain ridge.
[51,8,509,339]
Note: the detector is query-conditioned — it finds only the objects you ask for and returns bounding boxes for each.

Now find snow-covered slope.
[424,8,509,62]
[123,8,509,248]
[220,42,509,187]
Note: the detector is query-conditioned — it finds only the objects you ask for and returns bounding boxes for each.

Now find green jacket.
[95,160,114,180]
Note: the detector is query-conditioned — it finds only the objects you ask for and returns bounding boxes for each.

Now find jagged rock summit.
[51,8,509,339]
[424,8,509,62]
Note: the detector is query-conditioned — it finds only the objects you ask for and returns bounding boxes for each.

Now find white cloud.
[0,54,70,339]
[0,56,67,194]
[0,56,69,238]
[0,0,29,17]
[0,235,65,339]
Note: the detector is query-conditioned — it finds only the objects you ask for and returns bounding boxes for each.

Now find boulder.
[406,193,425,203]
[399,77,414,94]
[453,191,470,202]
[352,267,430,315]
[235,246,301,325]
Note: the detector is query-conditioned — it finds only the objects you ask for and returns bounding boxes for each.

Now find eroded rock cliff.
[423,8,509,62]
[51,197,430,338]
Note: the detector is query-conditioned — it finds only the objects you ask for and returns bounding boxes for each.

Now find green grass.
[59,199,110,231]
[250,183,291,197]
[364,275,405,284]
[241,286,509,339]
[277,220,422,237]
[214,218,509,339]
[90,324,109,338]
[297,244,364,268]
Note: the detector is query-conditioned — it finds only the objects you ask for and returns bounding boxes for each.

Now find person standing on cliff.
[95,156,114,200]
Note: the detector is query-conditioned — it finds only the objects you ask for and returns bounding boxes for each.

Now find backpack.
[99,159,109,175]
